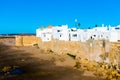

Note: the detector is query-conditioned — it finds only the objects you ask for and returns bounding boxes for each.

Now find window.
[43,34,46,37]
[73,34,77,37]
[93,35,96,37]
[60,35,62,37]
[71,29,77,32]
[57,30,61,32]
[115,27,120,30]
[106,36,109,39]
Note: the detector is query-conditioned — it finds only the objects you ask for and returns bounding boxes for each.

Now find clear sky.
[0,0,120,34]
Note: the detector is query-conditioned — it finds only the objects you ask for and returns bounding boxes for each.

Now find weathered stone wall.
[15,36,40,46]
[38,39,89,59]
[15,36,23,46]
[15,36,87,58]
[22,36,40,46]
[15,36,112,61]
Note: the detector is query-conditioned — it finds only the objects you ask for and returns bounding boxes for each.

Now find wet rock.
[9,68,24,75]
[0,65,24,75]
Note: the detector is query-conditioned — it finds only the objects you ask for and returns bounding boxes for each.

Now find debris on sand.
[67,53,76,59]
[0,65,24,75]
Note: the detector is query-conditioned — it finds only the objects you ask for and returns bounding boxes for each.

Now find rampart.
[15,35,111,61]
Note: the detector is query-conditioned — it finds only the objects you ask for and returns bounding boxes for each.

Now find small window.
[44,34,46,37]
[60,35,62,37]
[71,29,77,32]
[73,34,77,37]
[106,36,108,38]
[94,35,96,37]
[71,29,74,31]
[57,30,61,32]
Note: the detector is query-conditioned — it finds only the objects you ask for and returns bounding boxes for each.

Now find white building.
[78,29,91,42]
[36,24,120,42]
[69,28,80,41]
[109,25,120,42]
[115,25,120,41]
[109,31,118,42]
[36,28,42,37]
[36,27,52,42]
[117,31,120,41]
[52,25,69,41]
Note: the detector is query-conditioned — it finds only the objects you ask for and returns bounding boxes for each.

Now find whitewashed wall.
[52,25,69,41]
[36,29,42,37]
[36,24,120,42]
[36,28,52,42]
[41,33,52,42]
[110,31,118,42]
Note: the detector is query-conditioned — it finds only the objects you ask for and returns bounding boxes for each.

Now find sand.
[0,38,104,80]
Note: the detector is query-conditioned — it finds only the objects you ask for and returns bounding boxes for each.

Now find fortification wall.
[38,39,90,59]
[37,39,112,62]
[15,36,87,58]
[15,36,112,61]
[15,36,40,46]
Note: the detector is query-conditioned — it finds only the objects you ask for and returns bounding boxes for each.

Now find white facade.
[69,28,80,41]
[41,33,52,41]
[36,28,52,42]
[110,31,118,42]
[115,26,120,41]
[52,25,69,41]
[117,31,120,41]
[36,24,120,42]
[79,30,90,42]
[36,29,42,37]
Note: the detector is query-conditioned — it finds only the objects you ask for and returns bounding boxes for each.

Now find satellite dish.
[75,19,77,22]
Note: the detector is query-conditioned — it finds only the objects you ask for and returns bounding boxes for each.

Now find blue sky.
[0,0,120,34]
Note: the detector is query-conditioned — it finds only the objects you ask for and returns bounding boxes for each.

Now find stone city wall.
[15,36,40,46]
[15,36,112,62]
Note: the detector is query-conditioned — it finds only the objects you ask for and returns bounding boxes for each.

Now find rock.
[0,71,4,75]
[9,68,24,75]
[2,66,11,72]
[21,59,25,61]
